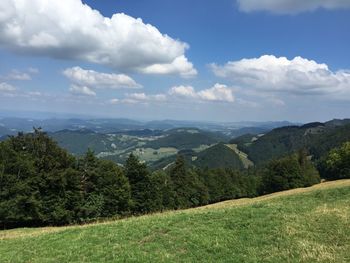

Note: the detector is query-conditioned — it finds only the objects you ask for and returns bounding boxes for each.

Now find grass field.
[133,147,178,162]
[1,180,349,263]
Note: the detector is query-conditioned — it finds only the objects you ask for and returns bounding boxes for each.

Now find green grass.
[1,180,349,263]
[132,147,178,163]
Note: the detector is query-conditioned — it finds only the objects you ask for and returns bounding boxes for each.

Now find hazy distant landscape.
[2,117,349,171]
[0,117,296,167]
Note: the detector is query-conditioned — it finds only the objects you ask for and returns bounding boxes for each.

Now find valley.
[1,117,350,172]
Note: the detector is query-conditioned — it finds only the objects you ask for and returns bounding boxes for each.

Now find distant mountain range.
[0,117,296,136]
[1,116,349,172]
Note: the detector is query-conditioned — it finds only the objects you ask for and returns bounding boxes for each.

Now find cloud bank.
[108,83,235,105]
[237,0,350,14]
[169,83,235,103]
[211,55,350,98]
[0,0,196,77]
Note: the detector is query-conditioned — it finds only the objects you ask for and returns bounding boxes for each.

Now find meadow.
[1,180,349,263]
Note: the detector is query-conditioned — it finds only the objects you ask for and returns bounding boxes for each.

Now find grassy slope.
[1,180,349,263]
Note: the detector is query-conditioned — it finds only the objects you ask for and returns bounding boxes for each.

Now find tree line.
[1,129,348,229]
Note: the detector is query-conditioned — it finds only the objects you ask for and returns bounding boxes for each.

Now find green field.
[1,180,349,263]
[132,147,178,162]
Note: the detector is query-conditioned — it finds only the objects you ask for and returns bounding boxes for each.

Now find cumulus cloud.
[139,55,197,78]
[69,84,96,96]
[211,55,350,98]
[237,0,350,14]
[197,83,235,102]
[0,0,196,77]
[169,83,235,102]
[0,82,16,92]
[63,67,141,89]
[169,85,197,98]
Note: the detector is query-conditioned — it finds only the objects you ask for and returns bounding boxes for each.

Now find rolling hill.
[1,180,349,262]
[50,128,228,167]
[145,128,227,150]
[193,143,244,169]
[232,119,350,165]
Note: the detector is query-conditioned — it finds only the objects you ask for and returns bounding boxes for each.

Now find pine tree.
[124,154,153,214]
[170,155,208,209]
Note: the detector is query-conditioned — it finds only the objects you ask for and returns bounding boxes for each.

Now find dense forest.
[0,129,349,229]
[232,121,350,166]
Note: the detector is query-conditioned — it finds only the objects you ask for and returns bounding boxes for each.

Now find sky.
[0,0,349,122]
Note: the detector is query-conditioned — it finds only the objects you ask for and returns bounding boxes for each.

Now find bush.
[320,142,350,180]
[262,151,320,194]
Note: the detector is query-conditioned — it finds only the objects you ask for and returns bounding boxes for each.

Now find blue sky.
[0,0,349,122]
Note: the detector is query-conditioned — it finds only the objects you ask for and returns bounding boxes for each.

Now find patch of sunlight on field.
[133,147,178,162]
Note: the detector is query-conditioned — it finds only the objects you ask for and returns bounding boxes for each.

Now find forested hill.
[193,143,244,170]
[231,119,350,165]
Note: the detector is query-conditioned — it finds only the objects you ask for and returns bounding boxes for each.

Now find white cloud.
[211,55,350,98]
[109,98,119,104]
[108,93,167,105]
[237,0,350,14]
[69,84,96,96]
[108,84,235,105]
[139,55,197,78]
[0,82,16,92]
[169,85,197,98]
[6,70,31,80]
[0,69,38,81]
[0,0,196,77]
[169,83,235,102]
[127,92,167,102]
[63,67,141,89]
[197,83,234,102]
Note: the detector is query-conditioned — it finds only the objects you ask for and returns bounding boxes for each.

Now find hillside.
[50,129,120,155]
[233,119,350,165]
[149,143,246,171]
[193,143,244,169]
[145,128,225,150]
[50,128,227,167]
[1,180,349,263]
